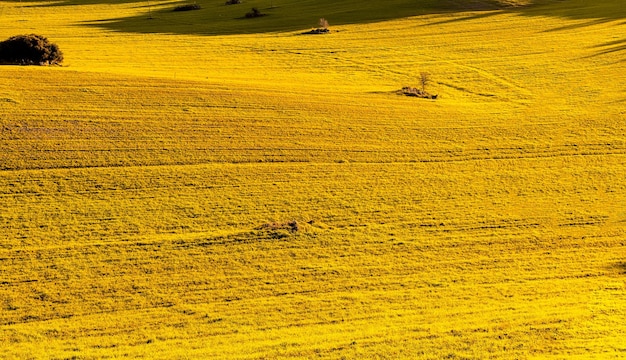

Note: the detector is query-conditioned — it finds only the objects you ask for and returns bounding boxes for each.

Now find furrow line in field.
[1,144,625,171]
[2,231,622,328]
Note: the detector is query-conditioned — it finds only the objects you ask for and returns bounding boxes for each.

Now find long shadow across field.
[69,0,508,36]
[431,0,626,27]
[426,0,626,58]
[7,0,626,36]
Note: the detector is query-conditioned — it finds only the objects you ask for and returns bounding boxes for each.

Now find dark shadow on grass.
[0,0,162,5]
[426,0,626,59]
[9,0,626,36]
[425,10,504,26]
[427,0,626,28]
[589,38,626,57]
[65,0,529,36]
[540,18,616,33]
[519,0,626,22]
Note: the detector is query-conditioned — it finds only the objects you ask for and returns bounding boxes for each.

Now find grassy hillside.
[1,0,625,358]
[11,0,522,35]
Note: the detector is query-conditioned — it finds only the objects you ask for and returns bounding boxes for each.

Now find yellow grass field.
[1,0,625,358]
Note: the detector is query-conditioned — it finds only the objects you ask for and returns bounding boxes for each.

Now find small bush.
[399,72,437,99]
[400,86,438,99]
[318,18,329,29]
[302,18,330,35]
[173,3,201,11]
[245,7,264,18]
[0,34,63,65]
[225,0,241,4]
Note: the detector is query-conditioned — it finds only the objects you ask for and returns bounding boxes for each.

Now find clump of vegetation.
[225,0,241,4]
[303,18,330,34]
[0,34,63,65]
[256,220,300,240]
[257,220,300,233]
[245,7,265,18]
[400,72,438,99]
[173,3,201,11]
[400,87,438,99]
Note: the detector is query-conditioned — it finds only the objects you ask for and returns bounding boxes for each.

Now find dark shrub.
[225,0,241,4]
[400,86,438,99]
[302,18,330,35]
[302,28,330,35]
[0,34,63,65]
[173,3,201,11]
[245,7,264,18]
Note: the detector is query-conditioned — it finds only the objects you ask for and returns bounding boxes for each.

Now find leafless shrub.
[398,72,437,99]
[419,72,431,93]
[318,18,329,29]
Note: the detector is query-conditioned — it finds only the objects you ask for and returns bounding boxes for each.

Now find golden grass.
[1,0,625,358]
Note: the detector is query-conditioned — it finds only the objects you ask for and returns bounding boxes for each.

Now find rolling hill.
[1,0,625,358]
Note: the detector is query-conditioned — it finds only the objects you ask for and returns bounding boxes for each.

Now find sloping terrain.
[0,0,625,358]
